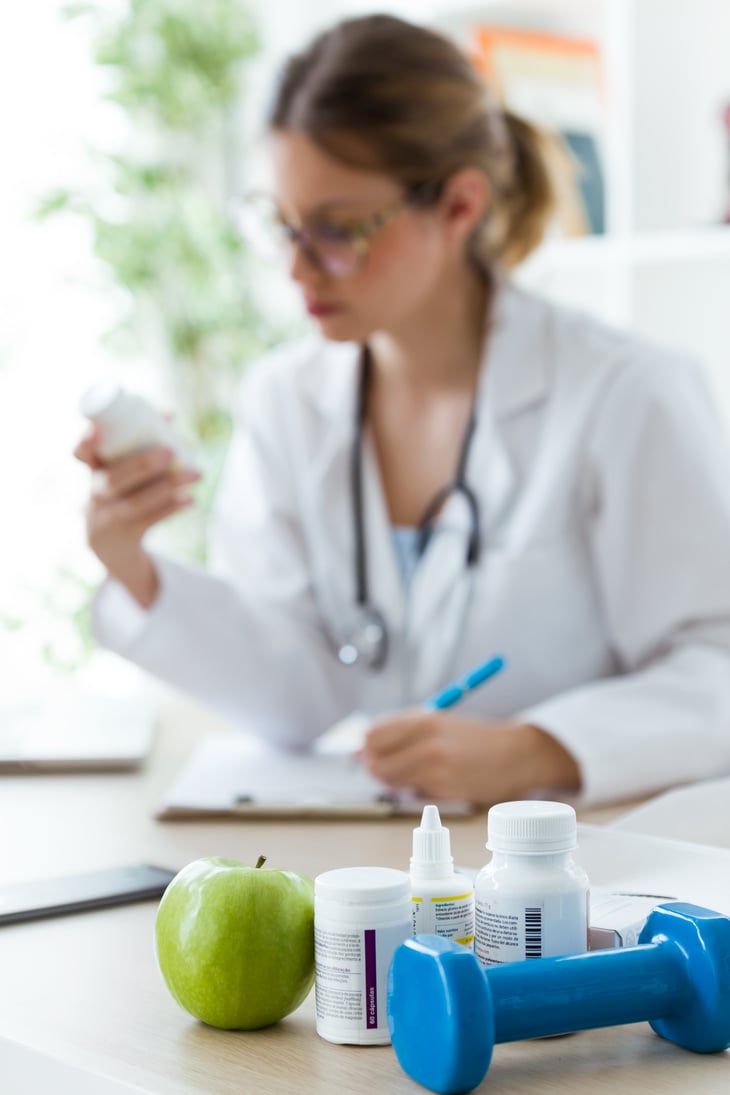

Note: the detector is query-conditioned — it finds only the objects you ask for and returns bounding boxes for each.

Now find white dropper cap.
[410,804,454,881]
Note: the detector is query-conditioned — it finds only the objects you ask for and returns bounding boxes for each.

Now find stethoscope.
[337,344,482,670]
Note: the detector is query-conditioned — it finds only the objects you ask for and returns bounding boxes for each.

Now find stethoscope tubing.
[341,344,482,671]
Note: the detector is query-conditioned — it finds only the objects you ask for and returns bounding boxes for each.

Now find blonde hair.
[269,14,555,271]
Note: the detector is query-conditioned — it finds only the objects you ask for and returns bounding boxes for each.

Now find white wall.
[0,3,133,694]
[632,0,730,231]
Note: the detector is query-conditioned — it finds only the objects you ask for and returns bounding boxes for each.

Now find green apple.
[155,855,315,1030]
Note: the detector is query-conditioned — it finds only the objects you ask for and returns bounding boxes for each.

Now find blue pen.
[426,655,506,710]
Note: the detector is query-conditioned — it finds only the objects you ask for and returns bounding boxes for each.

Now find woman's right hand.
[74,428,201,608]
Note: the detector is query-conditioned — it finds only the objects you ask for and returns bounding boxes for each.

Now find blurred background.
[2,0,730,702]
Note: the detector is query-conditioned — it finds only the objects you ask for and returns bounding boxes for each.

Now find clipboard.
[156,731,473,820]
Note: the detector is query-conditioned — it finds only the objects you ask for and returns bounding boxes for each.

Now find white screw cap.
[487,800,577,855]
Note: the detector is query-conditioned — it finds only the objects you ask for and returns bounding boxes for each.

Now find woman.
[75,15,730,807]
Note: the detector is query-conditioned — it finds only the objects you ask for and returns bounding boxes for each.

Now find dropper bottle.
[409,805,475,947]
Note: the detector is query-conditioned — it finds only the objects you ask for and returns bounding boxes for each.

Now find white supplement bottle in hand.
[80,381,196,469]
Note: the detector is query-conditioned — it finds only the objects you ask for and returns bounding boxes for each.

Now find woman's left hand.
[360,710,580,805]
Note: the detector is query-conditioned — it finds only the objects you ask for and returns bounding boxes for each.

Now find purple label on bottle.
[364,929,378,1028]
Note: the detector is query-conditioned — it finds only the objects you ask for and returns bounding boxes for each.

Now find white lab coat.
[93,283,730,805]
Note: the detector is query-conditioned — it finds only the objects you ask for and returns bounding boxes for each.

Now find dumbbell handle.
[489,940,686,1042]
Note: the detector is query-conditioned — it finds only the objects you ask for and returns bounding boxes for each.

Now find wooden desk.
[1,696,727,1094]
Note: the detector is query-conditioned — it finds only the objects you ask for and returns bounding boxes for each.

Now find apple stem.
[255,855,267,869]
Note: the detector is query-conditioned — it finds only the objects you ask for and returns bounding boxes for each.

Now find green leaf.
[61,2,97,21]
[33,188,79,219]
[36,0,290,578]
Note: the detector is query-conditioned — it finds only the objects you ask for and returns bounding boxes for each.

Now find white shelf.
[258,1,730,236]
[426,0,730,424]
[429,0,730,237]
[519,225,730,274]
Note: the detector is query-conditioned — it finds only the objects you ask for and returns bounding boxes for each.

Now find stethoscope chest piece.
[338,604,388,670]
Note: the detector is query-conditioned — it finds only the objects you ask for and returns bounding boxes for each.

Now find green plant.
[12,0,288,676]
[38,0,279,559]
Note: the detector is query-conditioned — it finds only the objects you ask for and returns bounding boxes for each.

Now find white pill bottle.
[314,866,411,1045]
[410,804,475,947]
[80,381,196,468]
[474,800,589,967]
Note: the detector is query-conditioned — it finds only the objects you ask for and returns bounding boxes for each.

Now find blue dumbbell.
[387,902,730,1095]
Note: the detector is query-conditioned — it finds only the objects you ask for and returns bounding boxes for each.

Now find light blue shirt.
[391,525,420,587]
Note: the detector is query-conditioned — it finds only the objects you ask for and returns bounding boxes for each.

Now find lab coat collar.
[476,279,552,420]
[304,280,552,429]
[304,281,553,690]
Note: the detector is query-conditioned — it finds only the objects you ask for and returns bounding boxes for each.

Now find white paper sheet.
[158,729,471,818]
[576,824,730,913]
[608,777,730,849]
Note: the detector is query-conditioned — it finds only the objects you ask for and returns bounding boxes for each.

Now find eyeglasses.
[235,187,429,279]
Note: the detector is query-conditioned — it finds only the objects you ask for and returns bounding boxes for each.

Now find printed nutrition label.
[315,982,362,1023]
[314,927,366,1026]
[412,894,475,945]
[314,922,407,1032]
[475,899,542,966]
[475,889,587,966]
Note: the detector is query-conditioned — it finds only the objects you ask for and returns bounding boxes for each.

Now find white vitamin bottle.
[314,866,411,1045]
[410,804,475,947]
[474,800,589,967]
[80,381,196,468]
